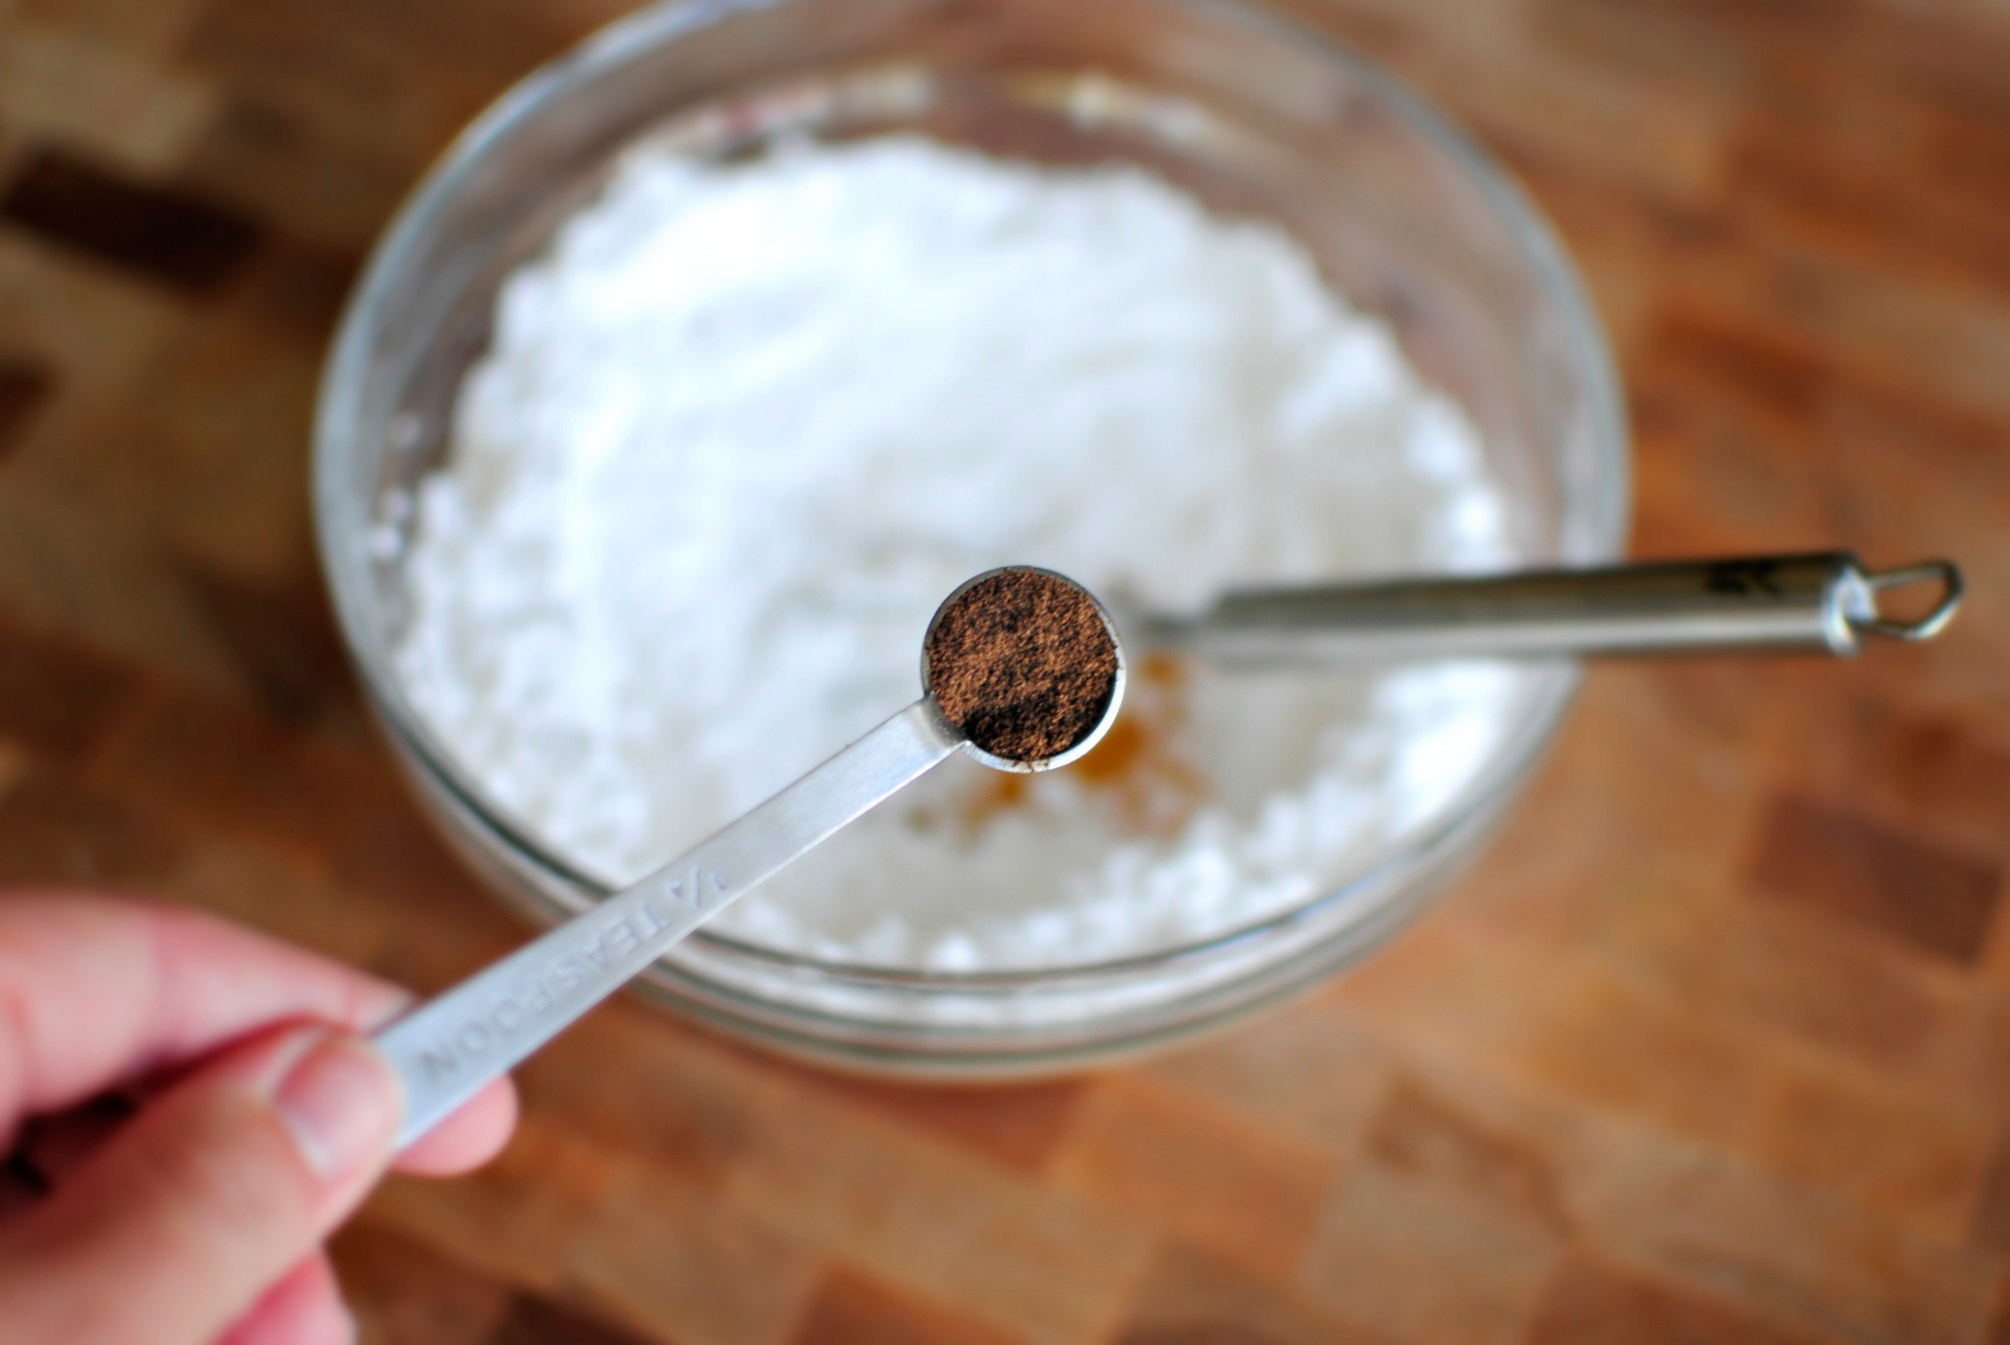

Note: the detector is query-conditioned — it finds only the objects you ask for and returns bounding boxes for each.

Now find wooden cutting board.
[0,0,2006,1340]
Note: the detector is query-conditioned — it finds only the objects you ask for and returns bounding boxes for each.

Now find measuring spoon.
[1133,552,1963,664]
[376,566,1125,1147]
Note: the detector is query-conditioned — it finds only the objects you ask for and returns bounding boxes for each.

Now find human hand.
[0,893,518,1344]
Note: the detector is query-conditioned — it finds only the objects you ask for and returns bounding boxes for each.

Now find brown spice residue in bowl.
[926,568,1119,764]
[955,651,1205,838]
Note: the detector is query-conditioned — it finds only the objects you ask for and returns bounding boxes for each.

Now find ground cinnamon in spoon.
[926,569,1120,764]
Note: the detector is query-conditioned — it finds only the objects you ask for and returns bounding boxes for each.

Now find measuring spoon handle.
[1148,553,1963,664]
[374,699,960,1147]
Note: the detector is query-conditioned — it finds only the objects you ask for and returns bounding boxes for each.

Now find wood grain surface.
[1,0,2007,1340]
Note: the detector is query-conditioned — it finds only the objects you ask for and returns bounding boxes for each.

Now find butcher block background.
[1,0,2008,1340]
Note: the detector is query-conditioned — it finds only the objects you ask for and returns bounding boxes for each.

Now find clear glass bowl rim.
[313,0,1631,992]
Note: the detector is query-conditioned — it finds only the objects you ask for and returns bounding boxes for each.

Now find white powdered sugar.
[394,136,1529,971]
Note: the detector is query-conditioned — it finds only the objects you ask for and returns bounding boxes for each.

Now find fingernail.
[271,1034,400,1182]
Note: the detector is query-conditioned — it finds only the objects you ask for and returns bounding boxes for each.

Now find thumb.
[0,1025,403,1345]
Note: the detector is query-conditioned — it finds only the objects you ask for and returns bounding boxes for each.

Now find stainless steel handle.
[375,699,960,1147]
[1146,554,1963,664]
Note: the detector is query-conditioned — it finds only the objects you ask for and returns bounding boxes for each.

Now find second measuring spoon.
[1135,552,1963,664]
[375,566,1125,1146]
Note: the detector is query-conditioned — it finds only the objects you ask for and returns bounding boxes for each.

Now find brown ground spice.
[926,569,1119,764]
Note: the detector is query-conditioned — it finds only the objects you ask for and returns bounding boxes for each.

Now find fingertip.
[391,1077,518,1176]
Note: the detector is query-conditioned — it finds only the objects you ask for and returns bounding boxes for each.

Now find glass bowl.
[315,0,1628,1077]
